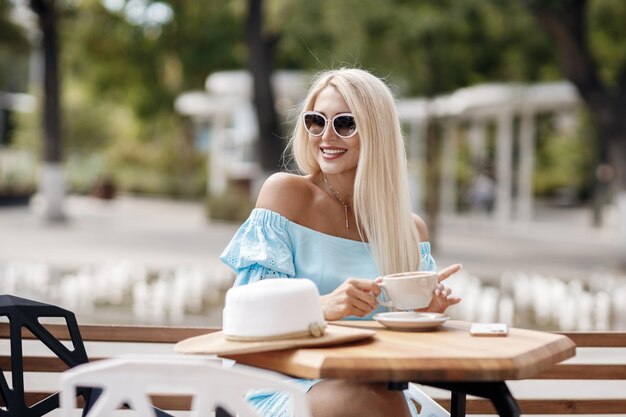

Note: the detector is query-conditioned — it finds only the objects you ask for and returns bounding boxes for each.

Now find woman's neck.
[319,172,355,205]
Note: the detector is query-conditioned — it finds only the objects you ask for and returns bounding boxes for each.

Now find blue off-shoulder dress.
[220,208,437,417]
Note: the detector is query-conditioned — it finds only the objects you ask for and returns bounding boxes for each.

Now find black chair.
[0,294,90,417]
[0,294,178,417]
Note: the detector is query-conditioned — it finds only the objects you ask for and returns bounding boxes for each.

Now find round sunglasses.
[302,111,358,139]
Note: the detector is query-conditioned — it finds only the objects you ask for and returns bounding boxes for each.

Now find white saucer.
[373,312,449,331]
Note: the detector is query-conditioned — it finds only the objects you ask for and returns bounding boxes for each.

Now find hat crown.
[223,279,325,340]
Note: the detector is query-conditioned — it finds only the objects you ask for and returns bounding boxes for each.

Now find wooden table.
[226,320,576,417]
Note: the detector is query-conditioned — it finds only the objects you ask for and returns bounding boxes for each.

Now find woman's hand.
[417,264,463,314]
[321,278,380,321]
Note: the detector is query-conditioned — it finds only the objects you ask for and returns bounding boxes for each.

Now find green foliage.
[12,79,135,154]
[11,104,41,153]
[0,49,30,92]
[534,113,593,197]
[588,0,626,88]
[524,0,626,89]
[274,0,559,95]
[62,0,245,122]
[63,79,137,151]
[16,0,238,197]
[0,0,31,91]
[65,152,106,194]
[0,0,30,52]
[0,149,37,197]
[206,187,255,222]
[104,114,206,197]
[11,85,206,197]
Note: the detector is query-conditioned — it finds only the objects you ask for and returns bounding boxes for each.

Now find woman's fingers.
[324,278,380,319]
[346,283,378,310]
[326,273,466,319]
[434,283,452,297]
[437,263,462,282]
[422,282,461,313]
[447,297,461,306]
[346,277,381,297]
[349,297,375,316]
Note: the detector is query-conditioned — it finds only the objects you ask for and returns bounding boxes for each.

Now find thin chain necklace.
[322,174,351,232]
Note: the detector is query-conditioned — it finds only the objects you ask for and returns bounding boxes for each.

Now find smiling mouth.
[321,148,346,155]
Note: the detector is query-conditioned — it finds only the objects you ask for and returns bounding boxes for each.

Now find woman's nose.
[321,123,338,142]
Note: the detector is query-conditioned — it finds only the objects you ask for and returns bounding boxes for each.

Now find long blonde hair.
[289,68,421,275]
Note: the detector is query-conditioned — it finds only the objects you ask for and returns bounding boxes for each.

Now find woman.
[221,68,461,417]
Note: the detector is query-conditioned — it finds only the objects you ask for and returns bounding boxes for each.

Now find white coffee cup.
[378,271,438,310]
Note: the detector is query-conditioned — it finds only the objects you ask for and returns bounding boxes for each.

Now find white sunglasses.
[302,111,358,139]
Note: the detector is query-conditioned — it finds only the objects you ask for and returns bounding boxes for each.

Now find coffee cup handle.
[377,283,394,308]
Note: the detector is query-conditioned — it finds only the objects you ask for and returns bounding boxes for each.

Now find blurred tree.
[30,0,60,162]
[0,0,31,90]
[0,0,23,46]
[247,0,282,173]
[0,0,31,150]
[63,0,243,125]
[525,0,626,230]
[57,0,245,196]
[274,0,559,95]
[20,0,561,173]
[30,0,67,221]
[11,0,615,220]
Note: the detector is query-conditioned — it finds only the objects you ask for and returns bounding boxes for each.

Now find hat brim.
[174,324,376,355]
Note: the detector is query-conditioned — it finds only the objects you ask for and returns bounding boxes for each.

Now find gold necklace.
[322,174,351,232]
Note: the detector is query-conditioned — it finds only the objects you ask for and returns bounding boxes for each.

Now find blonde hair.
[288,68,421,275]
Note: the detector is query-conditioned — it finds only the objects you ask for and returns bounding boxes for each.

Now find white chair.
[59,355,311,417]
[406,383,450,417]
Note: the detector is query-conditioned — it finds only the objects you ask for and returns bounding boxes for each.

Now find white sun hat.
[175,278,374,355]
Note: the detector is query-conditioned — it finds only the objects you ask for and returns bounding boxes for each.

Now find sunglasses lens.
[334,115,356,137]
[304,113,326,136]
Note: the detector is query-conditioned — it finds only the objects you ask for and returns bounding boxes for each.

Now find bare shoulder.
[411,213,430,241]
[256,172,314,222]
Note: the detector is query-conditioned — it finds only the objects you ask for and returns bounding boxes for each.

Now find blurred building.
[175,70,308,198]
[397,82,580,224]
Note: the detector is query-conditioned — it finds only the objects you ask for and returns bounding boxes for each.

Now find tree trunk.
[422,33,443,249]
[31,0,65,221]
[529,0,626,250]
[603,118,626,250]
[246,0,283,175]
[424,117,441,250]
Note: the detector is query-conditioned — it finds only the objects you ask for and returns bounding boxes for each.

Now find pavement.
[1,194,624,282]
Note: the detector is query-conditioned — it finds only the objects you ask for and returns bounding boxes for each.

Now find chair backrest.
[59,355,312,417]
[0,294,90,417]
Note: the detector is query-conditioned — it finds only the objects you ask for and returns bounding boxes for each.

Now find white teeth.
[322,148,346,155]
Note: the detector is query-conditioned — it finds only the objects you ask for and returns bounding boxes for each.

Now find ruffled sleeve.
[220,209,296,286]
[419,242,437,272]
